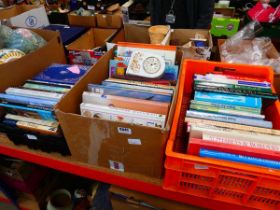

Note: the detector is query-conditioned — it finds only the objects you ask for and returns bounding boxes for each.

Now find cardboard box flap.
[123,24,150,43]
[0,5,40,20]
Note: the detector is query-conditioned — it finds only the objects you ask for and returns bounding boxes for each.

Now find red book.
[187,138,280,161]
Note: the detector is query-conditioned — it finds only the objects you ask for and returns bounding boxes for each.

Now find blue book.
[33,64,90,85]
[186,110,272,128]
[0,103,55,121]
[200,149,280,169]
[88,84,172,103]
[0,93,57,110]
[194,91,262,109]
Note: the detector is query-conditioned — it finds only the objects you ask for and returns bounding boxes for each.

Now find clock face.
[143,57,162,74]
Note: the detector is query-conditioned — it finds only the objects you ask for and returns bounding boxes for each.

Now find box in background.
[66,28,123,65]
[211,17,240,37]
[96,13,123,29]
[68,12,96,28]
[170,29,213,60]
[55,46,180,178]
[0,5,49,28]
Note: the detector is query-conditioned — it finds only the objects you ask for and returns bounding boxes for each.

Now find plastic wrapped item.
[5,28,47,54]
[0,25,13,48]
[220,22,280,73]
[73,8,94,16]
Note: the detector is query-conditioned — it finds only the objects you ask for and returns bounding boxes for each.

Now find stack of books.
[185,73,280,169]
[80,43,179,129]
[0,64,90,154]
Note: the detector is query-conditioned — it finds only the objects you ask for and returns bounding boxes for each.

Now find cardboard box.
[170,29,213,60]
[55,48,180,178]
[218,39,280,95]
[96,13,123,29]
[110,186,202,210]
[214,7,235,17]
[0,29,66,93]
[0,5,49,28]
[66,28,123,65]
[68,12,96,27]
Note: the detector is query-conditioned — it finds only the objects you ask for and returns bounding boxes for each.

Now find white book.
[189,124,280,145]
[80,103,166,129]
[5,114,58,128]
[6,88,63,100]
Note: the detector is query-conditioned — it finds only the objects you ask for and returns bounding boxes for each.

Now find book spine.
[188,138,280,160]
[189,103,264,119]
[0,93,57,107]
[105,78,175,90]
[191,100,261,114]
[2,119,58,135]
[0,103,55,121]
[6,88,63,100]
[23,83,70,93]
[185,117,280,136]
[186,110,272,128]
[194,80,272,93]
[199,149,280,169]
[194,91,262,109]
[202,133,280,151]
[26,80,73,88]
[102,81,173,95]
[194,74,271,88]
[88,85,172,103]
[194,85,277,100]
[5,114,58,127]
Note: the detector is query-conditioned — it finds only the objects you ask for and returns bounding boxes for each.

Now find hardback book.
[190,100,261,114]
[82,92,170,115]
[0,103,55,121]
[194,84,278,100]
[26,80,73,89]
[101,81,173,95]
[185,117,280,136]
[194,91,262,109]
[80,103,166,129]
[186,110,272,128]
[199,148,280,169]
[88,84,172,103]
[5,114,59,127]
[32,64,90,85]
[104,78,175,90]
[0,93,57,110]
[5,88,63,101]
[189,101,264,119]
[194,74,272,88]
[188,138,280,161]
[188,123,280,148]
[23,82,70,94]
[2,119,59,135]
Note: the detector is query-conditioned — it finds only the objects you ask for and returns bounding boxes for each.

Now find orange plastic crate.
[163,60,280,210]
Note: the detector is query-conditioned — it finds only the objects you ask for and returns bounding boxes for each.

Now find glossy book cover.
[33,64,90,85]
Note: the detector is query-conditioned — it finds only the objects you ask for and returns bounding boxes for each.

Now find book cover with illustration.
[33,64,90,85]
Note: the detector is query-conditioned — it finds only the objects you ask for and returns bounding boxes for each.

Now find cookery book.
[80,103,166,129]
